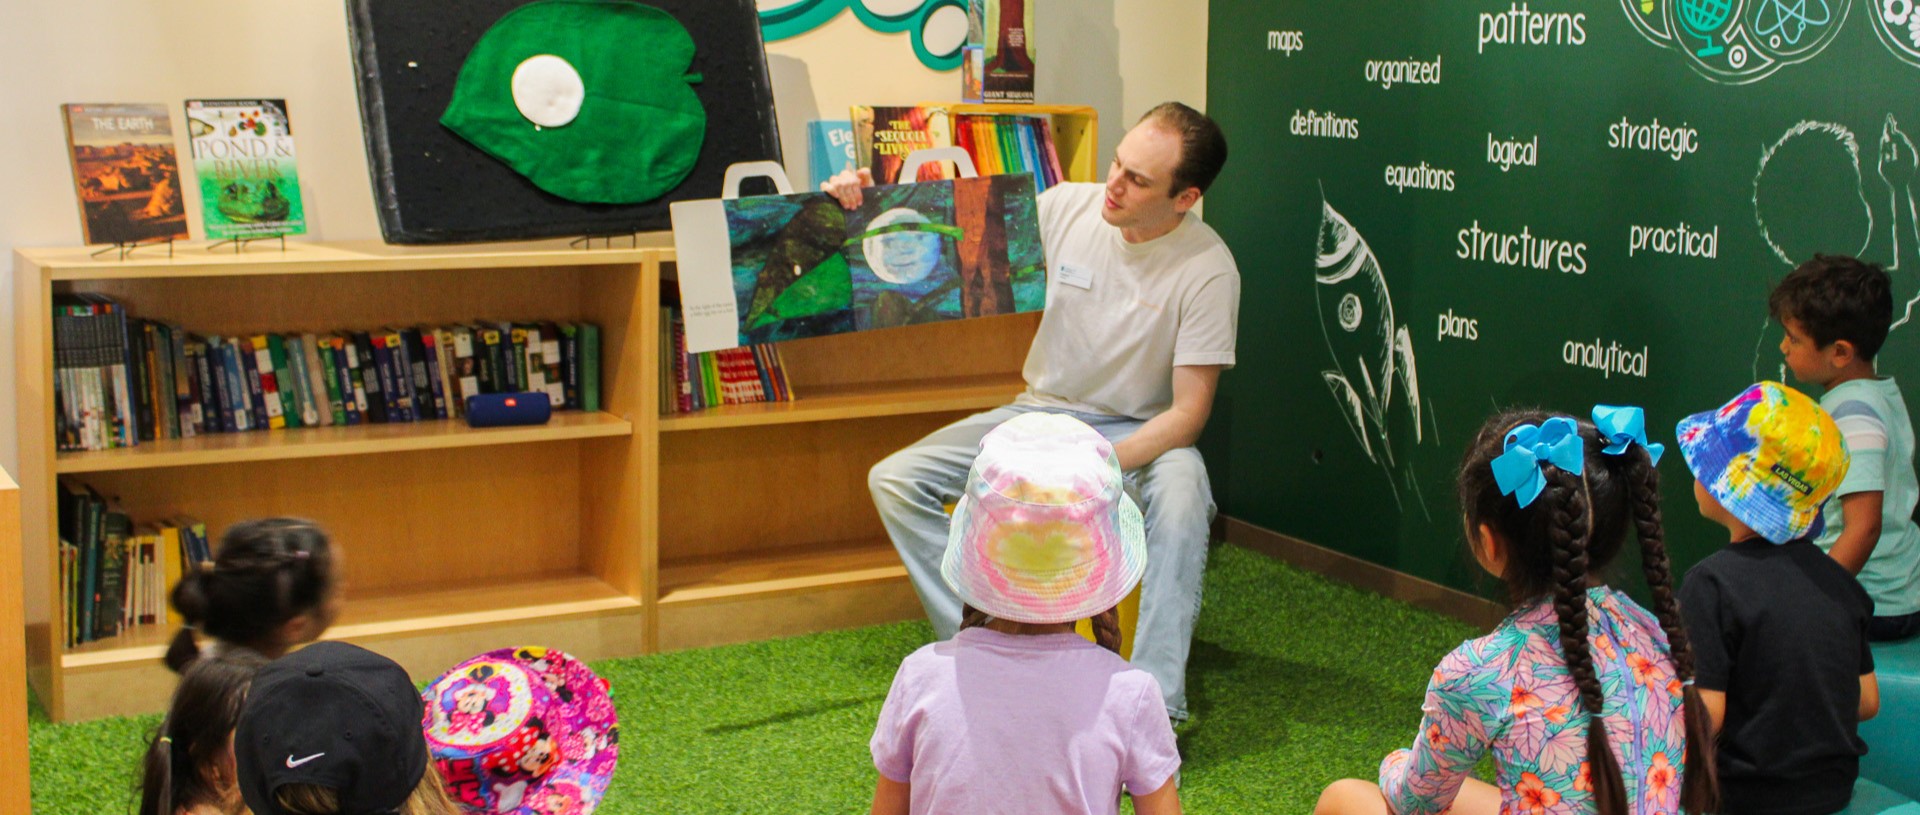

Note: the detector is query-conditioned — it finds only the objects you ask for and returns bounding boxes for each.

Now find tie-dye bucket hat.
[942,412,1146,625]
[423,646,618,815]
[1676,381,1850,543]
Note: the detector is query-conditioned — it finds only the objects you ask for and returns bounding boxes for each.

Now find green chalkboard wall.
[1201,0,1920,596]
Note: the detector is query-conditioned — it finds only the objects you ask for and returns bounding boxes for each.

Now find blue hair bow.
[1592,404,1664,466]
[1491,417,1584,508]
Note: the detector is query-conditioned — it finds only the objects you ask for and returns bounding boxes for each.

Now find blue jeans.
[868,404,1216,720]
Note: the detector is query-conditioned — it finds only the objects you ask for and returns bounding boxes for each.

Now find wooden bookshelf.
[0,469,25,811]
[16,241,659,720]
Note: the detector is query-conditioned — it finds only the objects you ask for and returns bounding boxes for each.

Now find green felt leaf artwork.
[441,0,707,204]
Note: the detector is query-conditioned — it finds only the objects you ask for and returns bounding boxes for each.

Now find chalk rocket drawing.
[1754,116,1920,329]
[1316,192,1432,512]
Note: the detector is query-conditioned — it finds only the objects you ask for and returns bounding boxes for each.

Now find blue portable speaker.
[465,392,552,427]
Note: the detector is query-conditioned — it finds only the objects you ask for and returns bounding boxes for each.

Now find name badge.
[1057,264,1093,290]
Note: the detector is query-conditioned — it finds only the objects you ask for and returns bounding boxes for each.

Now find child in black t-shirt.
[1675,382,1881,815]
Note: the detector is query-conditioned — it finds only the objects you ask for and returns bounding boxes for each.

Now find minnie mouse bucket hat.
[423,646,619,815]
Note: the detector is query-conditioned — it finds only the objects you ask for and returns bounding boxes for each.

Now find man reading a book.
[837,102,1238,724]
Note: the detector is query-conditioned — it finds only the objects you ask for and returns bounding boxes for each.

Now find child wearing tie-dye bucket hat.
[1674,381,1883,815]
[868,412,1181,815]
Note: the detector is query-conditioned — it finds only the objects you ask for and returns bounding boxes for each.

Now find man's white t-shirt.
[1014,182,1241,421]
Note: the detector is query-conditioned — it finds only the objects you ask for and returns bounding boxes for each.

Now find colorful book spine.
[579,323,600,413]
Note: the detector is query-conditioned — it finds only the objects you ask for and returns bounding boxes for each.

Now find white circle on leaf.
[512,55,585,128]
[922,5,969,55]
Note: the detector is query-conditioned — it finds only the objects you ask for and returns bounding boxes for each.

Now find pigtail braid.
[1545,468,1627,815]
[1628,451,1721,813]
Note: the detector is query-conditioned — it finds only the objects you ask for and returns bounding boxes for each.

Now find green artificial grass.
[28,544,1482,813]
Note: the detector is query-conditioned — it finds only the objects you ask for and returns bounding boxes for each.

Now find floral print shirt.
[1379,587,1687,815]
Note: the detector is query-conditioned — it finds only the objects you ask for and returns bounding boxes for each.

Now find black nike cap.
[235,642,428,815]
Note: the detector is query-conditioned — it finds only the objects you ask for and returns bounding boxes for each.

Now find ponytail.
[137,649,266,815]
[1542,466,1628,815]
[164,562,211,674]
[1627,449,1722,814]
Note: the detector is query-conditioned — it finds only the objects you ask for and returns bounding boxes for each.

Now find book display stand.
[570,234,641,251]
[88,238,176,262]
[205,234,289,254]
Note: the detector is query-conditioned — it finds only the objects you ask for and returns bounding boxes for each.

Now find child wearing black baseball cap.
[235,642,461,815]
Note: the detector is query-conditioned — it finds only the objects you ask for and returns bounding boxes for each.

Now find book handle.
[721,161,795,200]
[898,147,980,181]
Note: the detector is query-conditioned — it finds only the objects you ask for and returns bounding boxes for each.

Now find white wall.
[0,0,1207,473]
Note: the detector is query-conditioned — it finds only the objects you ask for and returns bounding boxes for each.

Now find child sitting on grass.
[1315,405,1716,815]
[868,412,1181,815]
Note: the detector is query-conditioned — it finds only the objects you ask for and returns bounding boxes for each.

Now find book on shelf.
[183,99,307,240]
[48,295,608,452]
[848,105,1064,192]
[60,103,190,246]
[56,480,212,648]
[851,105,955,185]
[660,304,794,414]
[808,119,857,190]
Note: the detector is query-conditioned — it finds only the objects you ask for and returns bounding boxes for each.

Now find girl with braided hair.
[1316,405,1717,815]
[165,517,340,673]
[868,412,1181,815]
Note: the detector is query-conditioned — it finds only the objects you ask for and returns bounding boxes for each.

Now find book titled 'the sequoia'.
[61,103,190,245]
[184,99,307,240]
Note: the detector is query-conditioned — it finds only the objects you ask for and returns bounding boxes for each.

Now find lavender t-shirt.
[870,628,1181,814]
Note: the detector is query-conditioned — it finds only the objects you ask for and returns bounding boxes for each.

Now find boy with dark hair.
[1770,253,1920,641]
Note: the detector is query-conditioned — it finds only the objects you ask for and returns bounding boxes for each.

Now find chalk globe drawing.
[1627,0,1852,83]
[861,208,944,284]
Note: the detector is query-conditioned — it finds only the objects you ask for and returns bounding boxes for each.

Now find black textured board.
[346,0,781,244]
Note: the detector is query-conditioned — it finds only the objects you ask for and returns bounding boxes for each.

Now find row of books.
[848,104,1067,190]
[53,293,601,452]
[661,306,797,414]
[57,480,211,647]
[953,114,1066,192]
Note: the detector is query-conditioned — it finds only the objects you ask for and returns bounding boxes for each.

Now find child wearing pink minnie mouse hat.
[422,646,618,815]
[868,412,1181,815]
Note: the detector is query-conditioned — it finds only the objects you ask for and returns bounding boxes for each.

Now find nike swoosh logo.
[285,752,326,768]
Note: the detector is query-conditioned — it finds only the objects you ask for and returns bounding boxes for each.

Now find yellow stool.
[944,502,1142,659]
